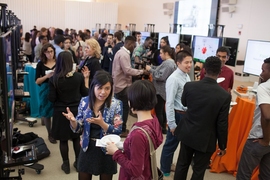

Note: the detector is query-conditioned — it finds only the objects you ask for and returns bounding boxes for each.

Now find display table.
[23,64,40,117]
[210,97,259,179]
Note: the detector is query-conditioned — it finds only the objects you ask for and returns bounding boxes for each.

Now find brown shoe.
[48,135,57,144]
[120,129,129,138]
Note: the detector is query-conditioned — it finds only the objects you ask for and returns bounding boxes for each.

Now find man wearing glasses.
[200,46,234,94]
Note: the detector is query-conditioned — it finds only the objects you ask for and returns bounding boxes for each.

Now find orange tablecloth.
[210,97,259,179]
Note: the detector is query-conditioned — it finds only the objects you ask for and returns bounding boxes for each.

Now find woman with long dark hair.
[63,70,123,180]
[35,43,56,143]
[49,51,89,174]
[152,36,170,66]
[63,36,78,64]
[146,45,177,134]
[23,32,32,62]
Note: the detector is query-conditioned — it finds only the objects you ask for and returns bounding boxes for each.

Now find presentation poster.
[193,36,220,62]
[140,32,150,44]
[176,0,212,36]
[158,32,180,48]
[243,40,270,76]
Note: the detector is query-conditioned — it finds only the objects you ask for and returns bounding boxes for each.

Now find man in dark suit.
[174,56,231,180]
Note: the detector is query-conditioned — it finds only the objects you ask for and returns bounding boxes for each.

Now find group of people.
[30,25,270,180]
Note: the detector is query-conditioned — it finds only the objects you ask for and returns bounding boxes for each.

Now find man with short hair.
[135,31,142,47]
[84,29,91,39]
[53,35,65,59]
[108,31,124,74]
[34,35,48,62]
[131,37,153,69]
[98,33,107,52]
[101,34,114,72]
[174,56,231,180]
[236,58,270,180]
[200,46,234,93]
[160,50,193,178]
[93,32,99,40]
[112,36,149,137]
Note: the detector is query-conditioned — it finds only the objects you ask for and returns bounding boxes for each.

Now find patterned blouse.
[71,96,123,152]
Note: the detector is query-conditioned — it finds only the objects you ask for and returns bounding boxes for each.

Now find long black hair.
[88,71,113,111]
[51,51,73,89]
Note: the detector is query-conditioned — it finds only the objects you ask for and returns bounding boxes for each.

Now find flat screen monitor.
[91,29,96,36]
[109,29,115,34]
[243,40,270,76]
[122,30,130,38]
[180,34,192,47]
[158,32,180,49]
[0,30,15,157]
[192,35,223,63]
[140,31,150,44]
[223,37,239,67]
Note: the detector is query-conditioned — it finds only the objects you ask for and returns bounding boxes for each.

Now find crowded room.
[0,0,269,180]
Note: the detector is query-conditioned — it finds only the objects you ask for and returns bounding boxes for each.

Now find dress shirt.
[53,45,64,59]
[112,47,143,94]
[166,68,190,129]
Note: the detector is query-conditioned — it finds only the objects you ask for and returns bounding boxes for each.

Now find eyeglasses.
[45,50,54,54]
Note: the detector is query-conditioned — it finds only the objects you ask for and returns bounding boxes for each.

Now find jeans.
[114,88,129,132]
[237,139,270,180]
[160,112,182,174]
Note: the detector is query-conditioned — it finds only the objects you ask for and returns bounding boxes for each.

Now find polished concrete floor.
[8,80,253,179]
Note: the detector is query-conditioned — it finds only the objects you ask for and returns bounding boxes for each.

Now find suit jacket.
[175,77,231,153]
[101,45,113,70]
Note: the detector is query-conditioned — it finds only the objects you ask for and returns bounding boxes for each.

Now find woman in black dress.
[48,51,89,174]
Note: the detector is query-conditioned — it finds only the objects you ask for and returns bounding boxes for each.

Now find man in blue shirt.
[53,35,64,59]
[160,50,193,178]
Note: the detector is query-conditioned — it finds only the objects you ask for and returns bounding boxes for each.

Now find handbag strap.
[132,126,159,180]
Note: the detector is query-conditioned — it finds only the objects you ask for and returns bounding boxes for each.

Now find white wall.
[218,0,270,81]
[96,0,175,32]
[1,0,118,34]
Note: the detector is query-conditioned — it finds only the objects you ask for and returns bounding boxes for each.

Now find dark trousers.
[114,88,128,132]
[236,139,270,180]
[174,142,213,180]
[160,112,182,173]
[155,95,166,131]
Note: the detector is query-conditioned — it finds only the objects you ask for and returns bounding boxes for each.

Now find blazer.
[175,77,231,153]
[80,56,102,83]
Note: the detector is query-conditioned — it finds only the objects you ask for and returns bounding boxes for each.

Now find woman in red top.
[107,80,163,180]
